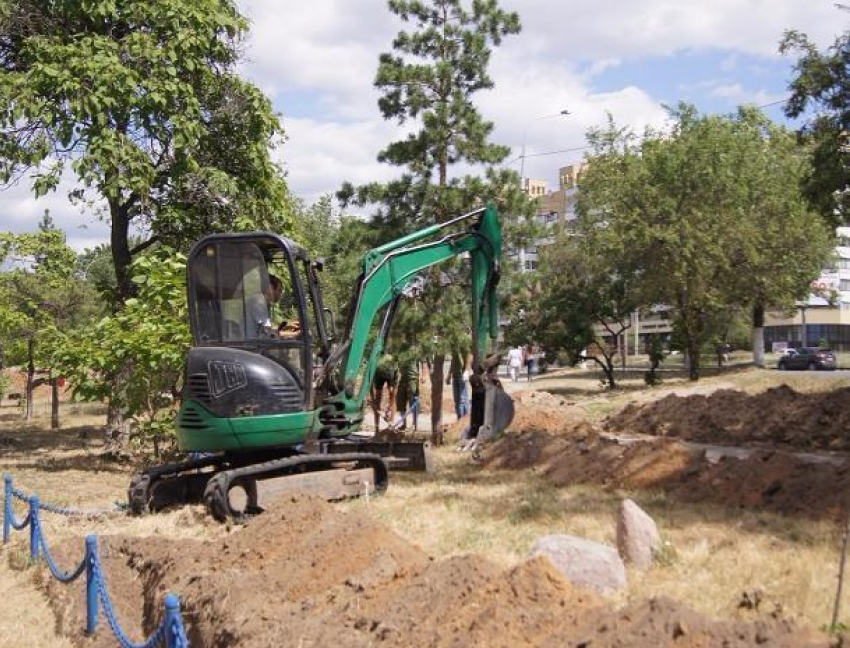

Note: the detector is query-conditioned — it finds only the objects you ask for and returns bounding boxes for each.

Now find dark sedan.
[777,347,837,371]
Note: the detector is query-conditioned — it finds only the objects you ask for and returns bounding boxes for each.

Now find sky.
[1,0,847,250]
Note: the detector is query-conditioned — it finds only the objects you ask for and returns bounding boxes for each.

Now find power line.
[509,97,790,164]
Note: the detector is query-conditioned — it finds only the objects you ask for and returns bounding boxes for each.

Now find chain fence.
[2,473,189,648]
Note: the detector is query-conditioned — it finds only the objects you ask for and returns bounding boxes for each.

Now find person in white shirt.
[507,346,524,383]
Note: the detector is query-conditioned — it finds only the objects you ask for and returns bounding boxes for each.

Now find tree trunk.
[110,199,134,305]
[430,353,445,445]
[594,356,616,389]
[51,378,59,429]
[752,302,766,368]
[24,338,35,421]
[106,199,134,449]
[686,339,701,381]
[105,361,133,450]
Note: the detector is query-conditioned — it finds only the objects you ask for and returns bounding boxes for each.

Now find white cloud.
[277,116,405,204]
[0,173,109,252]
[710,83,786,106]
[4,0,845,242]
[500,0,842,61]
[239,0,845,200]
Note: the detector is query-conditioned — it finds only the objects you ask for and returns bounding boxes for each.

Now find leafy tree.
[339,0,527,440]
[722,107,832,366]
[0,221,87,424]
[528,231,638,389]
[76,243,119,311]
[781,21,850,227]
[0,0,291,303]
[577,106,829,380]
[53,247,190,452]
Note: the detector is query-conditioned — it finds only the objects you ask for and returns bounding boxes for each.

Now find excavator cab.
[179,234,332,451]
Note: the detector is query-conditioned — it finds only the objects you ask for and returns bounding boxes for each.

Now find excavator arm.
[319,204,510,436]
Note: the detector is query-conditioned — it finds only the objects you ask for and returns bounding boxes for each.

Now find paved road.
[773,369,850,378]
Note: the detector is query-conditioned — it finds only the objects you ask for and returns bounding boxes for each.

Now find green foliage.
[53,247,190,444]
[530,231,638,389]
[0,224,90,419]
[338,0,530,434]
[781,23,850,226]
[339,0,525,228]
[0,0,291,300]
[0,369,9,400]
[576,106,830,380]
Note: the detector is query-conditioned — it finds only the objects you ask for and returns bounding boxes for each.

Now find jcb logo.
[208,361,247,398]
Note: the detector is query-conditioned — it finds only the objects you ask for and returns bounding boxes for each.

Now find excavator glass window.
[187,235,313,392]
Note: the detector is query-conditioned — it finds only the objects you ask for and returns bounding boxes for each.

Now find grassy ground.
[1,367,849,645]
[342,447,841,628]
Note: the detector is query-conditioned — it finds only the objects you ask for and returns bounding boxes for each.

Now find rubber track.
[128,455,225,514]
[203,453,389,523]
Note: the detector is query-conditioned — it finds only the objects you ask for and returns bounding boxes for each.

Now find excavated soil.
[606,385,850,450]
[444,388,591,443]
[42,494,830,648]
[509,389,589,434]
[485,429,850,519]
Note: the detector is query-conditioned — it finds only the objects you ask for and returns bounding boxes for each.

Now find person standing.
[507,345,524,383]
[526,343,538,381]
[371,353,398,432]
[447,350,471,419]
[395,356,421,431]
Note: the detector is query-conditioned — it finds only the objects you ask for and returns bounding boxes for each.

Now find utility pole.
[518,109,571,187]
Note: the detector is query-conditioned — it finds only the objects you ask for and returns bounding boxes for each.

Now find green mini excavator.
[129,205,514,521]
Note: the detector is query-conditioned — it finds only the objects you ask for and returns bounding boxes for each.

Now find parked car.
[777,347,837,371]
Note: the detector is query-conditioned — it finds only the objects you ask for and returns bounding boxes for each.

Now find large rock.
[528,534,626,593]
[616,498,661,568]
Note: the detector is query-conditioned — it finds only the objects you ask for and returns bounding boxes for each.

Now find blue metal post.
[28,495,39,560]
[85,535,98,635]
[3,474,11,545]
[164,593,188,648]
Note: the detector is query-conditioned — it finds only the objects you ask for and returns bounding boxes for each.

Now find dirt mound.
[606,385,850,450]
[486,431,850,519]
[509,389,589,435]
[443,389,589,444]
[40,494,829,647]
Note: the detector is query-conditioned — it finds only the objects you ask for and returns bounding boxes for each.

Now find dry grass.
[341,447,844,629]
[2,367,849,643]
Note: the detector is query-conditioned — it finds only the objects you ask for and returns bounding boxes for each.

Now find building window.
[524,260,538,271]
[840,279,850,291]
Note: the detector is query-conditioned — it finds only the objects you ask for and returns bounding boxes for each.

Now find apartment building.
[515,163,587,272]
[764,226,850,351]
[516,162,673,349]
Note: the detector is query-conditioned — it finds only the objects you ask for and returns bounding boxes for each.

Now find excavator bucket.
[478,381,515,441]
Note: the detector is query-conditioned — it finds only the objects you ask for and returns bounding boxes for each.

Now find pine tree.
[339,0,525,440]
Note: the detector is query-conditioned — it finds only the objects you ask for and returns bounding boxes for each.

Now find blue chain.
[7,489,30,530]
[10,511,30,530]
[94,554,168,648]
[32,513,87,583]
[11,486,29,502]
[12,483,120,518]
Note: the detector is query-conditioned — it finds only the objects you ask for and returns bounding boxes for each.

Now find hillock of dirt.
[606,385,850,450]
[485,430,850,519]
[42,494,831,647]
[509,389,590,435]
